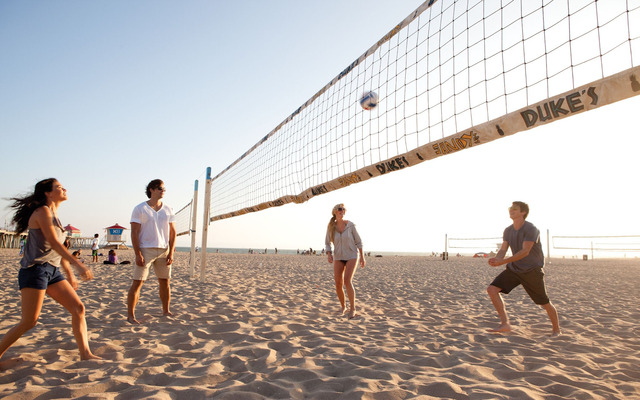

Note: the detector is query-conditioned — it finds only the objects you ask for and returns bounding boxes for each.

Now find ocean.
[174,246,432,257]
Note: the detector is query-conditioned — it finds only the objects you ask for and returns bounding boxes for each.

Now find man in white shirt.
[91,234,99,262]
[127,179,176,324]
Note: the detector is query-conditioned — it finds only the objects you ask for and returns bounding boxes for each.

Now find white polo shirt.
[130,201,176,249]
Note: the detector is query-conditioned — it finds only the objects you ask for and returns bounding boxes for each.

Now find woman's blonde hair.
[327,203,345,244]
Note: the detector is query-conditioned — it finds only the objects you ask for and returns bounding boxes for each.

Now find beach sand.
[0,248,638,399]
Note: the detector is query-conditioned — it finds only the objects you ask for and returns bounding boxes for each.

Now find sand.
[0,248,638,399]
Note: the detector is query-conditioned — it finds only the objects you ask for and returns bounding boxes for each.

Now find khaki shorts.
[133,248,171,281]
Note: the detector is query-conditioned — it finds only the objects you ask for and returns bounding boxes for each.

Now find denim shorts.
[18,263,66,290]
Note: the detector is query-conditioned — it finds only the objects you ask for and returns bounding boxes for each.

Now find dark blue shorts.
[18,263,66,290]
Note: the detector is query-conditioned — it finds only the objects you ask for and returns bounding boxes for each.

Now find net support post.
[443,233,448,261]
[546,229,551,265]
[200,168,212,282]
[189,180,199,277]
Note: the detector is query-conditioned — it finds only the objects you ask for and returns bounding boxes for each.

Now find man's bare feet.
[0,358,23,371]
[163,311,173,317]
[551,330,561,336]
[488,323,512,333]
[127,316,140,325]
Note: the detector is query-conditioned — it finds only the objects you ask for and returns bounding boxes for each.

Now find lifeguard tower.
[105,223,128,249]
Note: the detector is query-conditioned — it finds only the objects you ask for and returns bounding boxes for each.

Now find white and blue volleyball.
[359,91,378,110]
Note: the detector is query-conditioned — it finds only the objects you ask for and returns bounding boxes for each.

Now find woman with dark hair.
[0,178,101,370]
[103,249,131,265]
[325,203,365,319]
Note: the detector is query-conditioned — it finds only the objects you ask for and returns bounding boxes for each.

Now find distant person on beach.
[127,179,176,324]
[325,203,365,319]
[91,234,99,262]
[103,249,130,265]
[72,250,86,263]
[487,201,561,336]
[0,178,101,371]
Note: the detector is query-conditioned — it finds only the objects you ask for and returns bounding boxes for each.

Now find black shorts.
[18,263,66,290]
[490,267,550,305]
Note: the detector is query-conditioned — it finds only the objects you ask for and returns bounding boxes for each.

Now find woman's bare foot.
[80,353,103,361]
[163,311,173,317]
[127,316,140,325]
[338,306,347,316]
[0,357,23,371]
[488,323,512,333]
[348,309,357,319]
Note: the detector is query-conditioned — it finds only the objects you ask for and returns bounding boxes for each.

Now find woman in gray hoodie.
[325,203,366,319]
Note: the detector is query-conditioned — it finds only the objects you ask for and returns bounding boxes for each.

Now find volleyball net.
[174,200,193,237]
[206,0,640,222]
[447,236,502,254]
[552,235,640,253]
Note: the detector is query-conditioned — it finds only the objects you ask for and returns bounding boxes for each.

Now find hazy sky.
[1,1,638,257]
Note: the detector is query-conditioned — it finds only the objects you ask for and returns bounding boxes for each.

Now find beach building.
[64,224,82,238]
[105,223,128,249]
[61,225,99,249]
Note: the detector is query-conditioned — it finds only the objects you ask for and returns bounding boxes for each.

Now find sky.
[1,1,639,258]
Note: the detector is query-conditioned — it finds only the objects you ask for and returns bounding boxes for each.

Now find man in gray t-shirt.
[487,201,561,336]
[502,221,544,273]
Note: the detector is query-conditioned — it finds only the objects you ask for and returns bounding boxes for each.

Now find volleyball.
[359,91,378,110]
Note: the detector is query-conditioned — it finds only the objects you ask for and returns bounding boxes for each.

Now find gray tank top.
[20,210,67,269]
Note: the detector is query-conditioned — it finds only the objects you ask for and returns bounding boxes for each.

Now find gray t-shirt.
[20,214,66,269]
[504,221,544,273]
